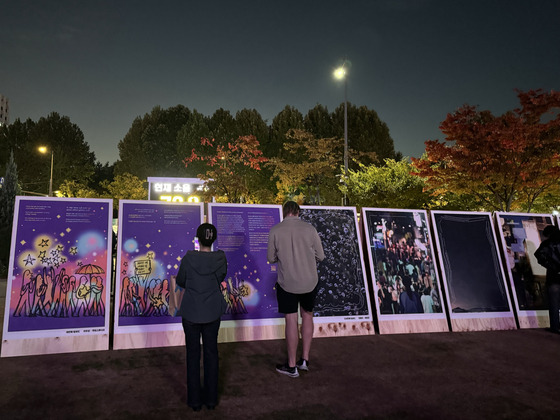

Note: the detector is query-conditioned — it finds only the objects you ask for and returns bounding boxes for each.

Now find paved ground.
[1,278,560,419]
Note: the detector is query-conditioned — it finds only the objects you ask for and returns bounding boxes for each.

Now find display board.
[495,212,553,328]
[208,203,284,342]
[1,197,113,357]
[430,211,516,331]
[113,200,203,349]
[299,206,374,337]
[362,208,448,334]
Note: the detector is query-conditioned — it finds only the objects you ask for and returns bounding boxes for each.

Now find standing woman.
[176,223,227,411]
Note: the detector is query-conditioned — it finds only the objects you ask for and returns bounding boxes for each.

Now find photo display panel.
[2,197,113,357]
[299,206,373,329]
[431,211,516,331]
[362,208,448,334]
[209,203,283,322]
[495,212,554,328]
[113,200,203,349]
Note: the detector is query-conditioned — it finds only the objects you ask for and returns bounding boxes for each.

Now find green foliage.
[269,130,344,205]
[0,151,21,272]
[341,158,432,210]
[58,180,99,198]
[0,113,96,195]
[115,105,192,179]
[100,173,148,210]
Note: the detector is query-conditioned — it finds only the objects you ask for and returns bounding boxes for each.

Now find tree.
[115,105,191,179]
[304,104,333,139]
[185,136,268,203]
[332,103,395,165]
[0,113,96,195]
[0,151,22,274]
[341,158,433,210]
[411,89,560,212]
[268,106,304,159]
[269,129,343,205]
[58,180,99,198]
[100,173,148,211]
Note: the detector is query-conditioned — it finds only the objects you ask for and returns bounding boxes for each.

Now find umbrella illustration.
[75,264,105,275]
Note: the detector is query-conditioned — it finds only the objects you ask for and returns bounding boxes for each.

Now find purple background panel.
[117,202,202,327]
[210,204,282,321]
[7,198,111,332]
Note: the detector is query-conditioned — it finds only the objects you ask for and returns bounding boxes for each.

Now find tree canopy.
[411,89,560,212]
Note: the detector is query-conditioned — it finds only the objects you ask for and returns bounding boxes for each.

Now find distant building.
[0,94,8,126]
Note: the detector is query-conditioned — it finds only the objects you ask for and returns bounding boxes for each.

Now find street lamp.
[334,61,349,205]
[38,146,54,197]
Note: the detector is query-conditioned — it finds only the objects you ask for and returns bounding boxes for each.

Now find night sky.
[2,0,559,165]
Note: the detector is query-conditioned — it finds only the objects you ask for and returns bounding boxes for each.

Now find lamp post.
[334,62,348,205]
[38,146,54,197]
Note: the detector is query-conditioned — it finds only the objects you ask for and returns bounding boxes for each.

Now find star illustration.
[38,251,46,258]
[20,240,26,246]
[77,261,83,266]
[122,270,127,275]
[39,239,49,247]
[24,254,36,266]
[147,251,155,259]
[123,262,128,267]
[57,244,64,252]
[51,249,59,256]
[69,247,78,255]
[146,243,151,248]
[66,228,72,233]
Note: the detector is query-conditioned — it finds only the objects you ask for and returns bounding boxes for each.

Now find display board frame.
[112,200,204,350]
[430,210,516,331]
[495,212,553,329]
[208,203,284,343]
[2,197,113,357]
[362,207,449,334]
[299,206,375,337]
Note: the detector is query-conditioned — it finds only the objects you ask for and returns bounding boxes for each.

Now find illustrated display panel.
[431,211,514,320]
[362,208,447,321]
[2,197,113,346]
[114,201,203,334]
[209,203,283,325]
[300,206,373,322]
[495,212,553,317]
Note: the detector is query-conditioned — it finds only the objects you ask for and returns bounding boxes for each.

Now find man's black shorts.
[276,282,318,314]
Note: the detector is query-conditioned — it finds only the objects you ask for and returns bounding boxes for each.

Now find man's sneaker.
[276,363,299,378]
[296,358,309,371]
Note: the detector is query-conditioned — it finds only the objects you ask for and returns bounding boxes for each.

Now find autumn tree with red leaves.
[411,89,560,212]
[184,135,268,203]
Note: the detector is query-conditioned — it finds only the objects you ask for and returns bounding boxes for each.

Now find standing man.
[534,225,560,334]
[268,201,325,378]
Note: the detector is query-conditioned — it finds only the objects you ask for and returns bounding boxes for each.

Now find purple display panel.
[114,201,203,332]
[2,197,113,339]
[209,203,283,322]
[495,212,553,325]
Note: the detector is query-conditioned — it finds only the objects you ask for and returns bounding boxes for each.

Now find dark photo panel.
[432,212,511,313]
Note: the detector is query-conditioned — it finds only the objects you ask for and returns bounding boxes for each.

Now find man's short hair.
[196,223,217,247]
[283,201,300,218]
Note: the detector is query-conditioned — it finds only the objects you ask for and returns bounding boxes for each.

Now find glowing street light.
[38,146,54,197]
[334,61,349,205]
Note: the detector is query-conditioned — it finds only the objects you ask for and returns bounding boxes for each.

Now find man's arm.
[314,230,325,262]
[267,230,278,263]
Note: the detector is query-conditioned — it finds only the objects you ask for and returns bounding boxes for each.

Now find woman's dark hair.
[196,223,217,247]
[283,201,300,218]
[543,225,560,241]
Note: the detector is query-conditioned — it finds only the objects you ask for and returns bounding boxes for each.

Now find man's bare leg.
[300,307,314,361]
[285,312,299,367]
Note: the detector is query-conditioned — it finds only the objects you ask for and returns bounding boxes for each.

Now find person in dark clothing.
[534,225,560,334]
[176,223,227,411]
[399,275,424,314]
